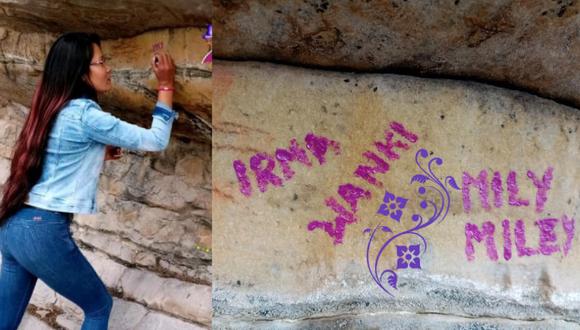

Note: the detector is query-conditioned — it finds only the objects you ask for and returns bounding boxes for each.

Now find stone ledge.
[0,0,211,39]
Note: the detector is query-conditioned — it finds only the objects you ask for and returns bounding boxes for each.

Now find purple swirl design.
[363,148,460,296]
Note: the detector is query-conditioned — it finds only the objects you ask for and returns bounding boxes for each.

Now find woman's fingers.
[164,53,173,70]
[151,51,175,85]
[168,53,175,69]
[104,146,122,161]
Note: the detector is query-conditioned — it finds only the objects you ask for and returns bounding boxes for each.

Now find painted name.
[462,167,554,214]
[232,133,341,196]
[465,215,575,261]
[462,167,576,261]
[308,121,418,244]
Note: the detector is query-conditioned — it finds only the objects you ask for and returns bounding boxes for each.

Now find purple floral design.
[364,149,460,297]
[396,244,421,269]
[376,191,408,222]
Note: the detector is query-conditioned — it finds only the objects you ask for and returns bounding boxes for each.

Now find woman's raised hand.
[152,50,176,88]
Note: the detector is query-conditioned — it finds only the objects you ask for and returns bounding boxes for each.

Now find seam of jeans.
[0,225,5,253]
[12,270,35,328]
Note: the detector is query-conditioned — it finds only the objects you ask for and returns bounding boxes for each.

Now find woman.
[0,32,177,329]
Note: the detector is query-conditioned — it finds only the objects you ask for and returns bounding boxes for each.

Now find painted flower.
[377,191,408,221]
[396,244,421,269]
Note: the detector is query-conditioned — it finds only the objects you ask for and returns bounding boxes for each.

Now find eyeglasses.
[90,56,110,67]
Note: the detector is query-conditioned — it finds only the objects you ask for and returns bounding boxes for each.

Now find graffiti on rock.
[462,167,554,213]
[364,148,459,297]
[465,216,575,261]
[308,121,418,244]
[232,120,418,245]
[232,133,341,196]
[462,167,575,261]
[376,190,408,222]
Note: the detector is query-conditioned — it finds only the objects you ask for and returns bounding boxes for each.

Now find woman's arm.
[80,100,177,151]
[154,51,175,108]
[81,50,178,152]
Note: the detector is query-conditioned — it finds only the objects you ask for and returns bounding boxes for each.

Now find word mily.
[232,133,341,196]
[308,121,418,244]
[462,167,554,213]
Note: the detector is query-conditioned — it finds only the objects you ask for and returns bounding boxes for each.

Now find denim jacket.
[24,98,178,214]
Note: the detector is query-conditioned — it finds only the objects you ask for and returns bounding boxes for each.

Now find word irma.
[233,133,341,196]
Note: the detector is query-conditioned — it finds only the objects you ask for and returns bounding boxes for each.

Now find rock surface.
[213,61,579,328]
[0,0,211,39]
[220,313,580,330]
[215,0,580,109]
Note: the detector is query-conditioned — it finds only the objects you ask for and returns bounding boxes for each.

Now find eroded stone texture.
[22,292,207,329]
[219,313,580,330]
[213,61,579,327]
[215,0,580,109]
[0,0,210,39]
[0,26,212,143]
[18,313,53,330]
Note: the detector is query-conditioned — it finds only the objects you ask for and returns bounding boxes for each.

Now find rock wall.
[0,1,212,329]
[213,61,579,329]
[0,0,211,39]
[215,0,580,109]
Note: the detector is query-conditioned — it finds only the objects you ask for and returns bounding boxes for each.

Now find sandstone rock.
[74,227,136,262]
[0,157,11,186]
[61,247,211,325]
[0,0,210,39]
[72,218,211,284]
[28,282,58,307]
[54,314,81,330]
[176,155,208,186]
[213,61,579,325]
[18,314,53,330]
[55,296,83,318]
[0,97,28,158]
[26,293,205,330]
[108,299,148,330]
[216,313,580,330]
[82,249,127,289]
[120,267,212,325]
[135,251,157,267]
[134,311,207,330]
[215,0,580,109]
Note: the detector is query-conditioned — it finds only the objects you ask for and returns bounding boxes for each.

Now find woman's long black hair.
[0,32,101,225]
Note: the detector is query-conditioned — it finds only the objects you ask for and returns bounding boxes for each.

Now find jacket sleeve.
[80,100,178,151]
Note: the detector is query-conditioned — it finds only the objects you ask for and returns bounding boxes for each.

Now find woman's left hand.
[105,145,122,161]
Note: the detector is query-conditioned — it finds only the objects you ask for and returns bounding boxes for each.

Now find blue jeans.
[0,206,113,330]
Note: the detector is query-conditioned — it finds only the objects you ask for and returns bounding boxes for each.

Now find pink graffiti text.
[308,121,418,244]
[465,215,575,261]
[462,167,554,214]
